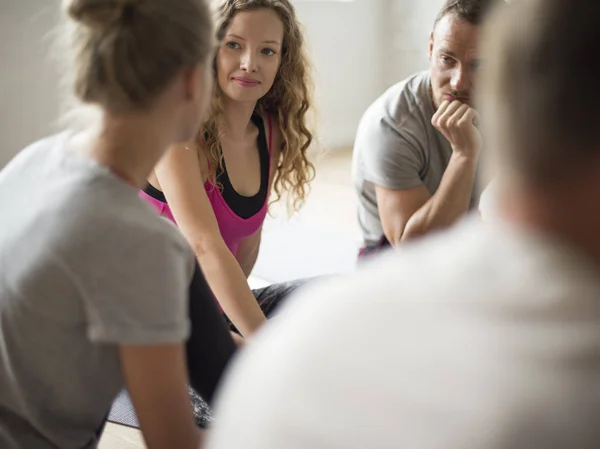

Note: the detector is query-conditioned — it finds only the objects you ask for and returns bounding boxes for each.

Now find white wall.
[0,0,380,161]
[0,0,443,162]
[0,0,62,167]
[385,0,445,87]
[295,0,445,150]
[295,0,386,149]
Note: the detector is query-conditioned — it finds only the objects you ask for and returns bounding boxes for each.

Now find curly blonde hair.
[197,0,315,212]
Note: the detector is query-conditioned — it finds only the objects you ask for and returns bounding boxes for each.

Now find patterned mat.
[108,388,212,429]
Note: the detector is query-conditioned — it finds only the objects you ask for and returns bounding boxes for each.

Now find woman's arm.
[235,227,262,278]
[154,144,266,337]
[120,343,202,449]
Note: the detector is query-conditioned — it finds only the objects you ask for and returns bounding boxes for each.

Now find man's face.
[429,13,480,109]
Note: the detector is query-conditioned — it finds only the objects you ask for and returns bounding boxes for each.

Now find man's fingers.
[458,108,479,128]
[435,100,463,129]
[431,100,450,126]
[440,100,463,123]
[447,104,470,129]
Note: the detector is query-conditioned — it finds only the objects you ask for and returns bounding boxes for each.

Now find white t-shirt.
[478,179,500,221]
[206,216,600,449]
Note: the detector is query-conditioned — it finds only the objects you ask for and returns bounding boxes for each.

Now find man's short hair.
[433,0,495,29]
[480,0,600,184]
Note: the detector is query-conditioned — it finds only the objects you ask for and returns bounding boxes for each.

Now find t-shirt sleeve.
[76,226,194,345]
[358,113,425,191]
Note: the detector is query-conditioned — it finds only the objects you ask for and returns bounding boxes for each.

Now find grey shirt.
[0,132,195,449]
[352,71,476,246]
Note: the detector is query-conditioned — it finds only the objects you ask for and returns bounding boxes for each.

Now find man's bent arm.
[377,152,477,245]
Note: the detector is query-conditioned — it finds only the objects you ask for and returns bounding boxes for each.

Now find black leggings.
[186,274,317,427]
[219,277,316,333]
[185,262,237,406]
[185,273,315,404]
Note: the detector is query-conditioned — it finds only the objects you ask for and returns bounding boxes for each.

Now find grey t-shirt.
[352,71,477,246]
[0,132,195,449]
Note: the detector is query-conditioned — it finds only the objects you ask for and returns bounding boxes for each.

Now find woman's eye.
[226,42,241,50]
[262,48,276,56]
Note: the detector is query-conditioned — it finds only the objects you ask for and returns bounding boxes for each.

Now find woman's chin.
[223,87,265,105]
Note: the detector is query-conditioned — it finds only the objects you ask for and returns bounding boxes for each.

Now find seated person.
[204,1,600,448]
[0,1,234,449]
[352,0,489,257]
[140,0,315,338]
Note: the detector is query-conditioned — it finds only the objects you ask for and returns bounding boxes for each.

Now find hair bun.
[66,0,132,29]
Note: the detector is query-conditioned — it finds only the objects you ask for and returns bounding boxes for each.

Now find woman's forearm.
[195,242,265,337]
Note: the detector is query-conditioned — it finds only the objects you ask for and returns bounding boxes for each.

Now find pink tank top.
[139,114,273,257]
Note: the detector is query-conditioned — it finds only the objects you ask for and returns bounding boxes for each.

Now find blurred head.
[201,0,315,212]
[481,0,600,184]
[63,0,214,142]
[479,0,600,250]
[429,0,493,109]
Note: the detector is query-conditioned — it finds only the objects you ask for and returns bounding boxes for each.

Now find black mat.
[108,388,213,429]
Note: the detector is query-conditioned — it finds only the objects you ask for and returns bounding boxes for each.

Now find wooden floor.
[99,424,146,449]
[100,148,356,448]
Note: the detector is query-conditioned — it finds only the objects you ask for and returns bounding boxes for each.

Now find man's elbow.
[397,213,430,244]
[400,209,453,243]
[381,214,412,246]
[381,221,406,247]
[398,222,426,243]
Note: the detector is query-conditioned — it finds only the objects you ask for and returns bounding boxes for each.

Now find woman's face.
[216,8,284,104]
